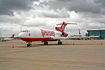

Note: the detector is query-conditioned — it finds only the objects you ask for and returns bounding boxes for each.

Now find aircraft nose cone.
[18,32,29,38]
[18,33,25,38]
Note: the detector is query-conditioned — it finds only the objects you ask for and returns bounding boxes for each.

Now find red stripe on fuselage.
[19,38,56,42]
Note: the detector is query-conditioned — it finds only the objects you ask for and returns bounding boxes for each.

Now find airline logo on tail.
[62,25,65,31]
[61,22,67,32]
[55,22,67,32]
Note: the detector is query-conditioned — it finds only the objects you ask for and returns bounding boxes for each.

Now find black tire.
[60,42,62,45]
[58,42,62,45]
[44,42,48,45]
[29,44,32,47]
[27,44,32,47]
[58,42,59,45]
[27,44,29,47]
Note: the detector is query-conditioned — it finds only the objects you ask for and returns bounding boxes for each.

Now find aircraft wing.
[50,36,99,40]
[50,36,69,40]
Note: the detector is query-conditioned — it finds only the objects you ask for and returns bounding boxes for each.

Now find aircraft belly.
[19,37,56,42]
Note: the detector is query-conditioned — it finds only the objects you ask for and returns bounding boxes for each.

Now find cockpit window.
[21,30,28,32]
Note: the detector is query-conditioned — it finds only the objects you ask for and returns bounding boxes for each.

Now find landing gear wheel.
[60,42,62,45]
[27,43,32,47]
[44,42,48,45]
[58,41,62,45]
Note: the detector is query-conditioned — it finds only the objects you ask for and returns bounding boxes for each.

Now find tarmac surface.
[0,40,105,70]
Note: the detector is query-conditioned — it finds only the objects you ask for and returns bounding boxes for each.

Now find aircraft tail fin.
[55,22,77,32]
[9,34,15,38]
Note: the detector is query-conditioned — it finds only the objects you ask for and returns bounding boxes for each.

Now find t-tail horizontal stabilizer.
[55,22,77,32]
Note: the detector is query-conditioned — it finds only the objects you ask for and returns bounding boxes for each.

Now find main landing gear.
[43,41,62,45]
[44,41,48,45]
[26,41,62,47]
[58,40,62,45]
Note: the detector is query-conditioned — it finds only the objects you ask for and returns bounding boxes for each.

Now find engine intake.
[55,27,57,30]
[61,32,68,37]
[62,32,65,35]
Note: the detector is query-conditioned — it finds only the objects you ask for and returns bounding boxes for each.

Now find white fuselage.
[18,27,62,42]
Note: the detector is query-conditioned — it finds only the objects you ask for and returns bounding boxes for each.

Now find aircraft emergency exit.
[18,22,77,47]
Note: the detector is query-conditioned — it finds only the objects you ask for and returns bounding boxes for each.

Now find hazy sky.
[0,0,105,37]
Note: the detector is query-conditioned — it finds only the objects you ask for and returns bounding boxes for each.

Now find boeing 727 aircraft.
[18,22,77,47]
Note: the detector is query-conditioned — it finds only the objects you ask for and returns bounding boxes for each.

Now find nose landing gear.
[27,43,32,47]
[27,42,32,47]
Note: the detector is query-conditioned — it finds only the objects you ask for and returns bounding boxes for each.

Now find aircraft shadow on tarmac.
[17,44,73,48]
[16,42,103,48]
